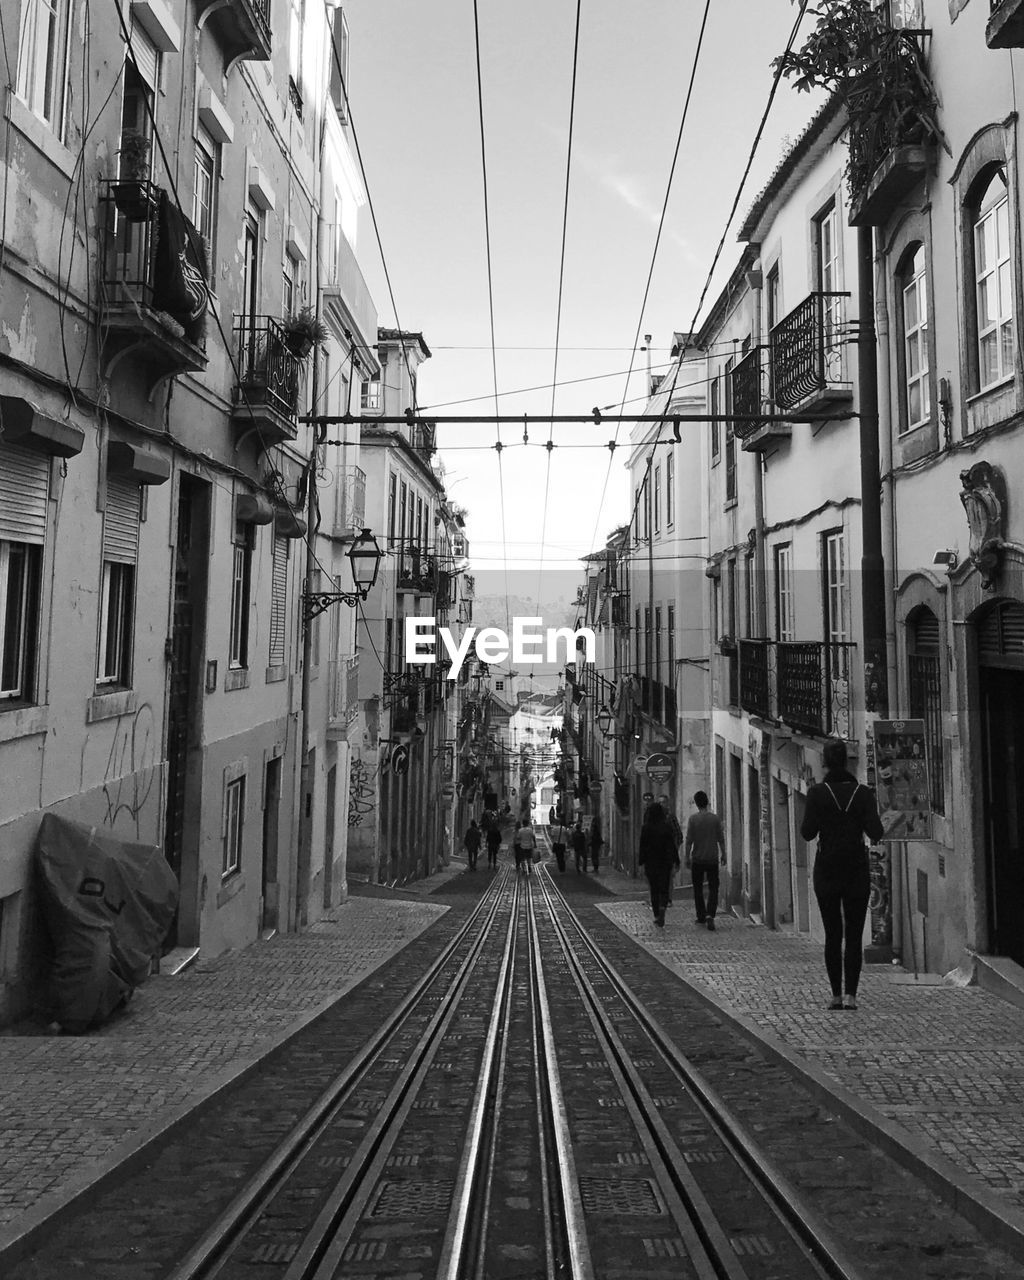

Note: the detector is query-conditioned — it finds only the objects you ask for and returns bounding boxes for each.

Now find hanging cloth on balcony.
[152,192,210,344]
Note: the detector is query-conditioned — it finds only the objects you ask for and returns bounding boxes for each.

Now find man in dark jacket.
[684,791,726,930]
[800,738,884,1011]
[639,803,679,927]
[485,822,502,869]
[463,820,482,871]
[570,820,587,873]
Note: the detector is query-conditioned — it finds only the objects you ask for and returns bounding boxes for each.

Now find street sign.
[645,753,673,785]
[633,755,650,776]
[391,745,410,776]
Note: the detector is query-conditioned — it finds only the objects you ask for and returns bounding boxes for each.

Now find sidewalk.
[0,888,448,1252]
[589,861,1024,1254]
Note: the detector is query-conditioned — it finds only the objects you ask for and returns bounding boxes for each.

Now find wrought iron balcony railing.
[332,464,366,537]
[738,638,772,720]
[234,315,301,423]
[776,640,854,738]
[770,292,851,412]
[395,539,438,594]
[195,0,272,62]
[730,346,771,440]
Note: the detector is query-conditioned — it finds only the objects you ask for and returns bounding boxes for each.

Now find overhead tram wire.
[585,0,714,563]
[472,0,513,647]
[536,0,584,618]
[599,0,809,582]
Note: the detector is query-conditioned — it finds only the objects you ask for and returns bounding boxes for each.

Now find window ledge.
[5,90,76,180]
[724,498,738,511]
[0,703,49,743]
[216,873,245,909]
[87,690,138,723]
[225,667,250,692]
[967,375,1015,406]
[966,377,1018,435]
[265,664,287,684]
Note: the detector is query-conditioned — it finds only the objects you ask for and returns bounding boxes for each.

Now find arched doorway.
[977,600,1024,965]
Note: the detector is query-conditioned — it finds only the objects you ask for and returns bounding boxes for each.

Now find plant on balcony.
[282,304,328,358]
[774,0,948,210]
[113,129,156,221]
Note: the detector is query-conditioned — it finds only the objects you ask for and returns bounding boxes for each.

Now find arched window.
[972,166,1014,391]
[907,606,944,814]
[897,243,930,433]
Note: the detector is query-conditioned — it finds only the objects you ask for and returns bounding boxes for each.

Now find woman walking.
[638,803,679,928]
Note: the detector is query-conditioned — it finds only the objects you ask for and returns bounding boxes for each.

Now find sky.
[343,0,822,584]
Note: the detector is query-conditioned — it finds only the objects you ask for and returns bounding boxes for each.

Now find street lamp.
[302,527,383,623]
[595,704,623,740]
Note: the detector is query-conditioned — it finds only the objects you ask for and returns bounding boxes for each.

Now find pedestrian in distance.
[570,820,587,873]
[800,738,884,1011]
[684,791,726,931]
[513,820,537,877]
[549,817,569,873]
[485,822,502,869]
[589,814,604,873]
[639,802,679,928]
[463,820,482,871]
[659,794,684,907]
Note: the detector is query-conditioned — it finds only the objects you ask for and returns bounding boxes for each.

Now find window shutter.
[128,22,159,88]
[910,609,939,655]
[103,478,141,564]
[978,602,1024,666]
[269,534,288,666]
[0,443,49,544]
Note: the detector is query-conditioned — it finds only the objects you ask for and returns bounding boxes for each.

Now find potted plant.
[112,130,156,221]
[282,304,328,358]
[774,0,949,225]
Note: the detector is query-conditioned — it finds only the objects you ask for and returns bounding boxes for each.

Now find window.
[815,200,844,380]
[229,521,254,669]
[653,466,661,534]
[328,5,350,121]
[654,607,662,683]
[774,544,794,641]
[288,0,305,109]
[634,608,641,672]
[1,542,42,702]
[242,204,261,329]
[97,479,140,688]
[881,0,923,27]
[17,0,70,134]
[193,125,217,285]
[907,607,944,814]
[269,533,288,668]
[973,168,1014,391]
[644,607,652,677]
[667,606,675,672]
[118,27,159,172]
[361,379,382,412]
[643,482,651,541]
[823,531,848,643]
[666,453,674,527]
[223,776,245,879]
[724,359,736,503]
[710,375,720,460]
[633,486,641,542]
[725,558,737,638]
[399,481,408,543]
[766,263,781,331]
[282,252,298,319]
[495,679,504,691]
[745,551,755,637]
[387,473,397,541]
[899,244,930,432]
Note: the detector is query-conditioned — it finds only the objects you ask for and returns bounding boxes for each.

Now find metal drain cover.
[578,1176,664,1217]
[371,1179,455,1218]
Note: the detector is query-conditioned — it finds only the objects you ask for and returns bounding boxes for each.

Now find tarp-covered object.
[34,813,179,1033]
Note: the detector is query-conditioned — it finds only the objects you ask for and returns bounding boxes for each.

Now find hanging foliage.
[774,0,948,204]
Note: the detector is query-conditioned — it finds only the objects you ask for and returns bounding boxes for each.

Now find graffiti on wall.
[348,756,376,827]
[97,702,159,837]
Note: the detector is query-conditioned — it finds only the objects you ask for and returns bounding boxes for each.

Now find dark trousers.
[486,843,499,867]
[815,886,870,997]
[646,865,672,918]
[590,844,601,872]
[573,845,586,872]
[691,864,720,920]
[552,843,566,872]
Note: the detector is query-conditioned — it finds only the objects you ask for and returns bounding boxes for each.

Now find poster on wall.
[871,719,933,841]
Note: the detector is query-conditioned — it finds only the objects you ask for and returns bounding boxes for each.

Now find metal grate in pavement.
[370,1179,454,1218]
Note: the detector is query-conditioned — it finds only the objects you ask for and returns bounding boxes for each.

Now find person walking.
[570,820,587,873]
[800,738,884,1010]
[659,794,684,907]
[463,820,482,871]
[684,791,726,930]
[639,802,679,928]
[549,817,569,873]
[513,820,537,877]
[589,815,604,873]
[485,822,502,869]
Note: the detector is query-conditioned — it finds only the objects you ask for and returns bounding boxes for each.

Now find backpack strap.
[824,781,862,814]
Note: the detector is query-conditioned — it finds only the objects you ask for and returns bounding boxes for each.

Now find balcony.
[232,316,302,446]
[730,345,789,452]
[770,292,852,417]
[777,641,853,739]
[327,655,360,738]
[849,143,934,227]
[322,224,378,358]
[195,0,271,66]
[99,181,208,393]
[738,639,772,720]
[332,464,366,538]
[395,540,438,595]
[988,0,1024,46]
